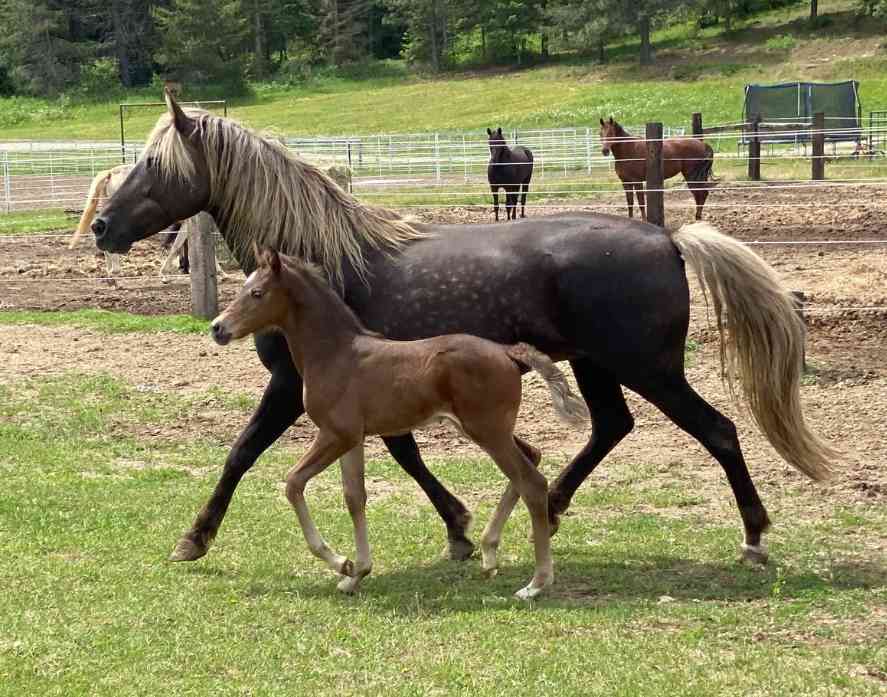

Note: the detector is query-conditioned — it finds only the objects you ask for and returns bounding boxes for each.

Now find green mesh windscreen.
[744,81,860,141]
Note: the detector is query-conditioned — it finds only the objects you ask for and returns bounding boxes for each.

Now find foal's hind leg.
[480,436,541,577]
[337,444,373,594]
[687,181,709,221]
[474,433,552,599]
[633,376,771,563]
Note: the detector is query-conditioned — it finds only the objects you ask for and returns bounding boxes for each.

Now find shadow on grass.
[196,551,885,615]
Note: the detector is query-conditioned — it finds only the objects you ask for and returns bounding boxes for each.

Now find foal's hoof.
[740,543,769,565]
[446,537,476,562]
[337,575,362,595]
[514,584,545,601]
[339,558,355,577]
[168,537,207,562]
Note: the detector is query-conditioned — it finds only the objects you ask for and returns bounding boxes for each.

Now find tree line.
[0,0,882,98]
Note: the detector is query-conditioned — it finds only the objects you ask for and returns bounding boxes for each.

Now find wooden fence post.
[692,112,703,137]
[188,212,219,320]
[748,114,761,181]
[812,111,825,180]
[645,122,665,227]
[791,290,808,372]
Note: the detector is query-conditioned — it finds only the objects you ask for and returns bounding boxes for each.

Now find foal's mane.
[142,109,426,284]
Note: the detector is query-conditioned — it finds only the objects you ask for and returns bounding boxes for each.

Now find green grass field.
[1,2,885,141]
[0,354,884,695]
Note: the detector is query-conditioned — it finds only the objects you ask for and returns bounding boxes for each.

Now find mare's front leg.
[491,187,500,221]
[285,431,357,577]
[170,336,302,562]
[337,444,373,594]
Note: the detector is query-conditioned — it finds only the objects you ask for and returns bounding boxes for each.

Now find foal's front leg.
[285,431,357,578]
[337,444,373,594]
[622,182,635,218]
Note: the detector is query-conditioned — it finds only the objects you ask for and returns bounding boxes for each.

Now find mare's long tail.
[506,343,589,427]
[69,169,112,248]
[672,222,837,480]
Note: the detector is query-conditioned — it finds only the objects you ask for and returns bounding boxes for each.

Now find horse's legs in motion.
[622,182,635,218]
[491,187,500,221]
[475,433,552,599]
[548,361,634,532]
[383,434,475,560]
[105,252,121,276]
[169,363,303,561]
[633,376,771,562]
[336,444,373,594]
[285,431,356,577]
[635,183,647,222]
[519,182,529,218]
[480,435,541,576]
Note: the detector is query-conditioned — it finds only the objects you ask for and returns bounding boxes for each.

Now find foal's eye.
[250,288,264,299]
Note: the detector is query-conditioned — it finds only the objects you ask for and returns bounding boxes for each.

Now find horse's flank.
[143,108,427,285]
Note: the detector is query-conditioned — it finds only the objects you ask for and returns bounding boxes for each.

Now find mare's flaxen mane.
[142,109,426,283]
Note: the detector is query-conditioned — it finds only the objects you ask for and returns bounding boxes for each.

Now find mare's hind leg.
[383,434,475,560]
[337,444,373,594]
[505,187,518,220]
[480,436,541,576]
[633,376,771,563]
[285,431,357,577]
[548,361,635,534]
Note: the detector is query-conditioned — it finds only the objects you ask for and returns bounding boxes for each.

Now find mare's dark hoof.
[169,537,208,562]
[740,543,769,565]
[446,537,476,561]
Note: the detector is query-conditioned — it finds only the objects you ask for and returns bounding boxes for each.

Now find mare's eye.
[250,288,264,299]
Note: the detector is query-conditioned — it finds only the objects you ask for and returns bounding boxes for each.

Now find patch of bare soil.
[0,184,885,529]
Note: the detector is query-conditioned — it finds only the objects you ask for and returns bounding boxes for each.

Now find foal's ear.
[496,127,503,136]
[486,127,493,136]
[608,116,614,125]
[165,89,196,137]
[264,248,282,276]
[600,118,605,126]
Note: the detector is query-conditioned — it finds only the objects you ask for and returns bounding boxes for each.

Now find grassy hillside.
[1,1,885,141]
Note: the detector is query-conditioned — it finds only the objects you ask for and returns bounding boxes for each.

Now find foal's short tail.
[672,222,837,480]
[69,169,112,248]
[507,343,590,428]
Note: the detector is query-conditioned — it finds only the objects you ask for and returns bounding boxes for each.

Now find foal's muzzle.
[210,321,232,346]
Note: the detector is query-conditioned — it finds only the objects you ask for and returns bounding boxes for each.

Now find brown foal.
[211,248,589,599]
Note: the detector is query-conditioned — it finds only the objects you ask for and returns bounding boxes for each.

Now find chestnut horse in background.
[599,117,717,222]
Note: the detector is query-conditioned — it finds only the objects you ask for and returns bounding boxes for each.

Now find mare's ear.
[600,118,605,126]
[263,248,282,276]
[165,89,196,137]
[486,127,493,136]
[608,116,614,125]
[496,127,503,136]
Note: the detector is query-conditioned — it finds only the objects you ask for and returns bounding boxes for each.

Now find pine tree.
[153,0,249,91]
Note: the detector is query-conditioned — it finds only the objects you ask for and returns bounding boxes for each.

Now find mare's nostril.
[91,217,107,239]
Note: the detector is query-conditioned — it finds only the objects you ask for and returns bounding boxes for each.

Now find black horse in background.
[487,127,534,221]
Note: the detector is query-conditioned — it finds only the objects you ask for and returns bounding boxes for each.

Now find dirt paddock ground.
[1,184,885,517]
